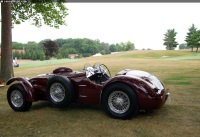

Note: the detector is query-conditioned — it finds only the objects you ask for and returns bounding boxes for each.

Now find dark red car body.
[6,64,170,119]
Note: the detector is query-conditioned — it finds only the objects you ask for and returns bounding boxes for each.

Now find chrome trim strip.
[79,85,87,87]
[79,95,87,98]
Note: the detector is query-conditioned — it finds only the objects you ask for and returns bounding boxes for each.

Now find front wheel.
[7,83,32,111]
[102,83,139,119]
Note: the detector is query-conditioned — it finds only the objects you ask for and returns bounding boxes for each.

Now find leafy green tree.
[179,43,188,50]
[98,42,110,54]
[12,51,20,59]
[0,1,68,81]
[56,53,62,59]
[68,48,77,54]
[12,42,25,49]
[100,50,105,55]
[109,44,117,52]
[26,41,42,51]
[39,53,45,61]
[163,29,178,50]
[185,24,197,51]
[31,51,37,60]
[190,30,200,52]
[116,43,123,51]
[60,49,69,58]
[124,41,135,51]
[196,30,200,52]
[56,38,68,47]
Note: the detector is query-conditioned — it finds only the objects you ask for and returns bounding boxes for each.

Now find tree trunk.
[196,47,199,52]
[0,2,14,82]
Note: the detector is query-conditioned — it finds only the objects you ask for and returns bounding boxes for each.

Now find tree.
[163,29,178,50]
[185,24,197,51]
[116,43,123,51]
[190,30,200,52]
[98,42,110,54]
[185,24,200,52]
[1,2,13,82]
[196,30,200,52]
[124,41,135,51]
[0,1,68,82]
[43,40,59,59]
[109,44,117,52]
[12,42,25,49]
[179,43,188,50]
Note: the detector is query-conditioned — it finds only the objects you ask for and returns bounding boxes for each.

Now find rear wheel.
[7,83,32,111]
[102,83,139,119]
[46,76,74,108]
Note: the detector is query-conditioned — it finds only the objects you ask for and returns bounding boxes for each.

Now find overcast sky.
[7,3,200,50]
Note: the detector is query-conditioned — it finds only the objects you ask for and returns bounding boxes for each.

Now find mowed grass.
[0,50,200,137]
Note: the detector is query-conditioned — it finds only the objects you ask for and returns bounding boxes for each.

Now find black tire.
[102,83,139,119]
[46,76,74,108]
[7,83,32,111]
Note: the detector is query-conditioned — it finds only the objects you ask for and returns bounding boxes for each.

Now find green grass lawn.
[0,50,200,137]
[118,49,200,60]
[19,58,82,68]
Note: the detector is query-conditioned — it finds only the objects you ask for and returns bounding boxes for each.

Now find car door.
[78,78,102,105]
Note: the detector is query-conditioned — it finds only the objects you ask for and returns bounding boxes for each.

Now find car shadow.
[31,101,102,111]
[31,101,161,119]
[31,101,51,110]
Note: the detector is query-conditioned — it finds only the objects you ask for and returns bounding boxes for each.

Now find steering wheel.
[98,64,111,79]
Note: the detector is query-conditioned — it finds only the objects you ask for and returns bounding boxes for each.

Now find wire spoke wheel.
[108,91,130,114]
[102,83,139,119]
[7,83,32,111]
[50,83,66,103]
[10,90,23,108]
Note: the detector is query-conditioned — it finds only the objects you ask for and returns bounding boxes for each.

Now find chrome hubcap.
[108,91,130,114]
[11,90,23,107]
[50,83,65,102]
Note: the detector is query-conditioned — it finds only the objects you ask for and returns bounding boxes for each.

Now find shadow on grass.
[31,101,102,112]
[30,101,161,118]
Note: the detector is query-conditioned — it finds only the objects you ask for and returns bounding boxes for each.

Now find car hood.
[117,69,164,92]
[116,69,150,77]
[125,70,151,78]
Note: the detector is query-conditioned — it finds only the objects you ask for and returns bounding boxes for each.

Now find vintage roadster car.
[6,63,170,119]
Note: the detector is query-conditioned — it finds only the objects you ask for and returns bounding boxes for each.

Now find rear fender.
[6,77,35,102]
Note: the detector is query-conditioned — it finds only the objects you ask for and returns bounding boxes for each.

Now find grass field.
[0,50,200,137]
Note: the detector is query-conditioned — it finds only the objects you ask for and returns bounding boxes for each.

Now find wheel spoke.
[50,83,65,103]
[108,91,130,114]
[10,90,23,107]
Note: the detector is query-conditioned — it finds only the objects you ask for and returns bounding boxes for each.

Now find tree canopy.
[12,38,135,60]
[185,24,200,52]
[0,1,68,82]
[163,29,178,50]
[43,40,59,59]
[179,43,189,50]
[11,1,68,28]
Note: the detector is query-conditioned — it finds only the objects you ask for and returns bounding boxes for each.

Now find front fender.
[6,77,36,102]
[102,75,167,109]
[102,75,158,105]
[103,75,152,95]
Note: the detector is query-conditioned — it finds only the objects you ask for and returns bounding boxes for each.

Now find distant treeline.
[11,38,135,60]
